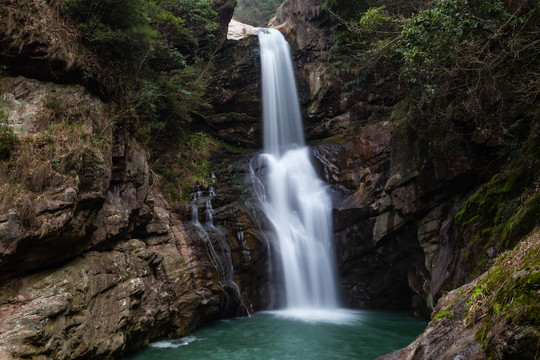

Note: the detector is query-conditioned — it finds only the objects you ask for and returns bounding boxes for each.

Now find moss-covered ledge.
[377,228,539,360]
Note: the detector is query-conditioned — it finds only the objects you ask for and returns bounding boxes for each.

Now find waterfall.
[254,29,340,313]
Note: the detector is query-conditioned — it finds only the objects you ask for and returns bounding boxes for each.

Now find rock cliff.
[215,0,538,349]
[0,75,230,359]
[214,0,482,318]
[0,0,269,359]
[0,0,538,358]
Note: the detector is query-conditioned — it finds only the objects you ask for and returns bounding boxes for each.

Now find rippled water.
[128,310,426,360]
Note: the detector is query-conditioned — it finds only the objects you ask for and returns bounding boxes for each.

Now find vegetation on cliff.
[327,0,539,152]
[326,0,539,356]
[233,0,283,26]
[0,0,231,204]
[61,0,219,137]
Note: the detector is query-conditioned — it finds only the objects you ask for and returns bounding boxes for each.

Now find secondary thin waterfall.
[191,186,250,316]
[255,28,339,310]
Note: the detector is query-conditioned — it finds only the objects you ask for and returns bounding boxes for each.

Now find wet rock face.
[208,36,263,148]
[312,117,484,318]
[189,155,275,312]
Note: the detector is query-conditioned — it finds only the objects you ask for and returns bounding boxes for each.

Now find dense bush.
[233,0,283,26]
[62,0,218,142]
[327,0,540,151]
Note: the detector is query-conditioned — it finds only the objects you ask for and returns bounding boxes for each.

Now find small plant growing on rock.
[0,123,17,159]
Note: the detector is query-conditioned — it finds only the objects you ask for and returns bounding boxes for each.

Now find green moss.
[433,305,453,320]
[454,127,539,275]
[0,124,17,159]
[468,237,540,356]
[501,193,540,248]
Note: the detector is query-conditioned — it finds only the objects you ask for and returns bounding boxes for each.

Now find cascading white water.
[191,187,250,316]
[255,29,340,313]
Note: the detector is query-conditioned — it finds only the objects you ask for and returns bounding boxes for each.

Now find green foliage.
[398,0,523,85]
[0,123,16,159]
[328,0,540,153]
[433,305,453,320]
[61,0,218,144]
[153,0,218,48]
[155,131,217,202]
[326,0,382,54]
[357,7,392,32]
[234,0,283,26]
[454,125,540,276]
[63,0,157,60]
[63,0,217,59]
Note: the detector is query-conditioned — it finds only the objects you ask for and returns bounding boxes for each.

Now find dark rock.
[209,36,263,147]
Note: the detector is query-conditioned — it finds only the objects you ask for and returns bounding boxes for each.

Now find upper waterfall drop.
[258,28,305,156]
[255,28,341,318]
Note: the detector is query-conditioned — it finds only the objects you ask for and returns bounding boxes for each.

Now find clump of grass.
[154,131,218,203]
[0,88,112,230]
[462,230,540,358]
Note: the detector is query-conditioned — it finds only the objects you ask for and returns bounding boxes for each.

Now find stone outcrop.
[0,0,273,358]
[0,226,222,359]
[311,115,483,318]
[377,231,539,360]
[0,76,240,359]
[208,35,262,147]
[227,19,256,40]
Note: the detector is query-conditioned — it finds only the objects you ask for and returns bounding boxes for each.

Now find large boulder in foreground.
[377,230,539,360]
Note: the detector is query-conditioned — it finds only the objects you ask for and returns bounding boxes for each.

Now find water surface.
[129,310,425,360]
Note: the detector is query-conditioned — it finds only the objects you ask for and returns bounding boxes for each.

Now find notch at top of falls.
[254,28,343,321]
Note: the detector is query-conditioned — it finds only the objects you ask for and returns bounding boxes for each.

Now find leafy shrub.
[0,124,16,158]
[328,0,540,152]
[234,0,283,26]
[61,0,218,143]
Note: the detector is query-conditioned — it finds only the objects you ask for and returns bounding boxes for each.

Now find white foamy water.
[255,29,340,314]
[150,336,199,349]
[265,308,362,324]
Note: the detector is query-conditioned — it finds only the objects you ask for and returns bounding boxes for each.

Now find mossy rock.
[465,232,540,359]
[454,126,540,276]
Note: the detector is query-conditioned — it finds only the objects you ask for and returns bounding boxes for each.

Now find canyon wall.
[214,1,538,358]
[213,0,493,318]
[0,0,537,359]
[0,1,271,359]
